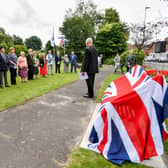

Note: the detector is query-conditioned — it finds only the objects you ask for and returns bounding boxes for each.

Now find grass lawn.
[0,65,79,111]
[64,148,149,168]
[164,120,168,154]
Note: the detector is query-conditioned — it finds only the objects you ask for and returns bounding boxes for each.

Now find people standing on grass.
[33,51,39,79]
[64,54,69,73]
[17,51,28,83]
[27,49,34,80]
[46,50,53,75]
[55,51,62,74]
[81,38,98,98]
[126,50,136,72]
[70,51,77,73]
[114,53,120,73]
[98,54,103,68]
[7,47,18,85]
[39,53,47,77]
[0,47,10,88]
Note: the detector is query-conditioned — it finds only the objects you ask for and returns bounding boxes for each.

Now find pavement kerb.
[80,103,168,168]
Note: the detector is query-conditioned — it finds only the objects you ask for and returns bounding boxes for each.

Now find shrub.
[104,57,114,65]
[14,45,28,56]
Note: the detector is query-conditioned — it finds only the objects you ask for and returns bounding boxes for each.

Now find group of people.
[0,46,78,88]
[45,50,78,74]
[114,50,136,73]
[0,37,100,100]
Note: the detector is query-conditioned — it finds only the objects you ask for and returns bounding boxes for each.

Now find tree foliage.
[45,40,64,56]
[60,0,101,60]
[104,8,120,24]
[13,35,23,45]
[96,23,128,58]
[14,45,28,56]
[0,30,13,52]
[25,36,42,50]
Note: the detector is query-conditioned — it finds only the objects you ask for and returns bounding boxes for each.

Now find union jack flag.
[89,65,168,165]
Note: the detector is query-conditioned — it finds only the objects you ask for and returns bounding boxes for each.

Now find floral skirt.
[18,67,28,78]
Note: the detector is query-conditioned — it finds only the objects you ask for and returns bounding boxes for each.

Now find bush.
[120,49,145,65]
[103,57,114,65]
[14,45,28,56]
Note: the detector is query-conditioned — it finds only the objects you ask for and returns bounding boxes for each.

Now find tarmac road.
[0,66,113,168]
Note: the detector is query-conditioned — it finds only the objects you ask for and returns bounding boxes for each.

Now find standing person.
[100,54,103,67]
[70,51,77,73]
[64,54,69,73]
[98,54,103,68]
[27,49,34,80]
[81,38,98,98]
[32,51,39,79]
[126,50,136,72]
[39,53,47,77]
[46,50,53,75]
[7,47,18,85]
[0,47,10,88]
[114,53,120,73]
[17,51,28,83]
[55,51,62,74]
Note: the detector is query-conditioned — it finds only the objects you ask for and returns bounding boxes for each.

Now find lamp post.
[144,6,150,30]
[143,6,150,43]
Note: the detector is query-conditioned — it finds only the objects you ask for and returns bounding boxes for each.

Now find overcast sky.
[0,0,168,46]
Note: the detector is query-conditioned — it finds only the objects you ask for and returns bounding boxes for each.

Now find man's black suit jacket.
[81,45,98,74]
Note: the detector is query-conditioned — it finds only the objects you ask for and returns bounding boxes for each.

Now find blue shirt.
[70,54,77,64]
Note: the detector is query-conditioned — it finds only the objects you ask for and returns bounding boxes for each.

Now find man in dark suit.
[81,38,98,98]
[55,51,62,73]
[0,47,9,88]
[27,48,34,80]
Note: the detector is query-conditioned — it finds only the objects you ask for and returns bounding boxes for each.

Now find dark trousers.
[28,66,34,80]
[71,63,76,73]
[86,73,95,98]
[55,64,60,73]
[0,71,8,87]
[9,68,17,85]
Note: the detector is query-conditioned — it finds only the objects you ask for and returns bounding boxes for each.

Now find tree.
[60,0,101,60]
[13,35,23,45]
[96,23,128,59]
[45,40,63,55]
[0,27,5,34]
[0,28,13,52]
[14,45,28,56]
[129,20,168,51]
[25,36,42,50]
[104,8,120,24]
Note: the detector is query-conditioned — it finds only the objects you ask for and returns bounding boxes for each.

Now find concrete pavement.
[0,66,113,168]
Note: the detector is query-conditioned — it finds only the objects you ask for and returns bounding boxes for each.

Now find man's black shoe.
[83,94,93,98]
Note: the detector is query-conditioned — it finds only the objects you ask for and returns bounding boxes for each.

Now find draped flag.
[50,28,55,47]
[88,65,168,165]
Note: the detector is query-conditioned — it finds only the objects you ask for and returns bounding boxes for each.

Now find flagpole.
[51,27,56,60]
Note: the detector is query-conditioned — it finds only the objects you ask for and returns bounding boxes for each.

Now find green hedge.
[103,57,114,65]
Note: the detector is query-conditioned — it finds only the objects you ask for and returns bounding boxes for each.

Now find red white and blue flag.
[89,65,168,165]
